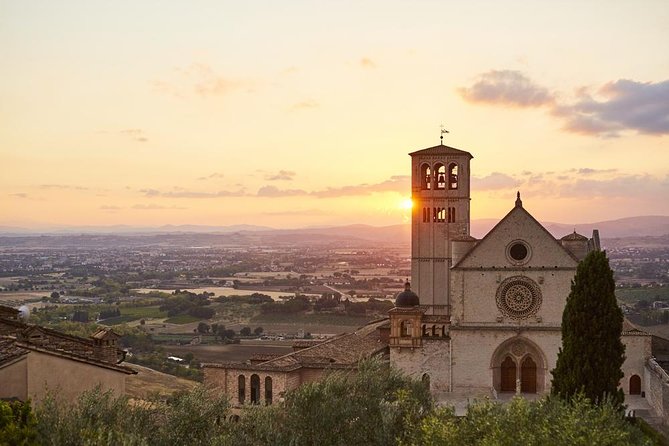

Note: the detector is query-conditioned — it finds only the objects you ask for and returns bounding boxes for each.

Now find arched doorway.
[501,356,516,392]
[491,337,547,394]
[521,356,537,393]
[630,375,641,395]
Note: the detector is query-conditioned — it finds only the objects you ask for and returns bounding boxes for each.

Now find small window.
[238,375,246,404]
[437,208,446,222]
[265,376,273,404]
[401,320,413,337]
[509,243,528,261]
[250,374,260,404]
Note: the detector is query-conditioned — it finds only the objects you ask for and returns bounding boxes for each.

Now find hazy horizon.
[2,1,668,228]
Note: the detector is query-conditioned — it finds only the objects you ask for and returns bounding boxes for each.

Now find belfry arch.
[491,337,547,394]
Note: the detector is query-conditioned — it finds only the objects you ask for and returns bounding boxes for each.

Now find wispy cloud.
[265,170,296,181]
[9,193,29,199]
[460,70,669,137]
[152,63,251,99]
[290,99,319,111]
[311,175,409,198]
[197,172,225,181]
[100,205,122,211]
[472,172,521,190]
[459,70,554,107]
[140,188,247,198]
[360,57,376,69]
[132,204,188,210]
[120,128,148,143]
[257,186,307,197]
[263,209,326,216]
[39,184,89,190]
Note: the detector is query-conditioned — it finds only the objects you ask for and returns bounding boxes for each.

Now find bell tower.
[410,143,473,315]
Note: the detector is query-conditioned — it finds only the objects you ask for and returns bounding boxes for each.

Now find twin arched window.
[420,163,459,190]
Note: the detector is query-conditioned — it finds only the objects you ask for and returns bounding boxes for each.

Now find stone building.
[389,142,655,404]
[0,305,136,404]
[206,141,667,417]
[204,320,387,406]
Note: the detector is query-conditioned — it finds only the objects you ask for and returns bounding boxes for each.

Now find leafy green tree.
[551,250,626,408]
[227,359,431,445]
[0,399,37,446]
[407,395,649,446]
[239,326,252,336]
[197,322,210,334]
[253,326,264,336]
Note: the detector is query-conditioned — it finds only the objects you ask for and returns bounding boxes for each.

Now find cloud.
[152,63,250,99]
[120,129,148,143]
[461,70,669,137]
[459,70,554,107]
[263,209,326,216]
[290,99,319,111]
[360,57,376,69]
[100,205,122,211]
[140,188,247,198]
[265,170,296,181]
[572,168,618,175]
[132,204,187,210]
[311,175,409,198]
[257,186,307,197]
[39,184,88,190]
[472,172,521,190]
[197,172,225,181]
[553,79,669,137]
[9,193,29,199]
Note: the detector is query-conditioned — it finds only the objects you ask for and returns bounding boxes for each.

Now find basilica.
[388,143,650,399]
[205,142,668,418]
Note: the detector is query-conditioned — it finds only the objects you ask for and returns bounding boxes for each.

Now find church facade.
[389,143,652,399]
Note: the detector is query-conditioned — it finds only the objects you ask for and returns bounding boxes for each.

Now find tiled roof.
[0,309,135,374]
[561,231,588,241]
[623,319,650,335]
[206,319,389,372]
[409,144,473,158]
[0,336,28,366]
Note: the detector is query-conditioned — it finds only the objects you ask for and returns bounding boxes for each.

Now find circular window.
[506,240,531,265]
[496,276,542,319]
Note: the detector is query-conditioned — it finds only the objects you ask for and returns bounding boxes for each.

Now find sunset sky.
[1,0,668,229]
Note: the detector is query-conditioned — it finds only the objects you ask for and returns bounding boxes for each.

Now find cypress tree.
[551,250,625,408]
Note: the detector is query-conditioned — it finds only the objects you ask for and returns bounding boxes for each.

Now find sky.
[1,0,668,229]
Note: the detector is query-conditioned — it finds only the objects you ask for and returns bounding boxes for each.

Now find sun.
[400,198,413,210]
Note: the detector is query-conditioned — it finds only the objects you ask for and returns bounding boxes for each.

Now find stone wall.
[390,339,451,392]
[645,358,669,425]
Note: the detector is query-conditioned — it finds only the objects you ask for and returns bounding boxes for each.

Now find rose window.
[496,277,542,319]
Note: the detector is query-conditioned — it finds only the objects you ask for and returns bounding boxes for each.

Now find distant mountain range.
[0,216,668,247]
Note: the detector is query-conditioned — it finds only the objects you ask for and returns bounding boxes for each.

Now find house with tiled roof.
[203,319,388,406]
[0,304,136,404]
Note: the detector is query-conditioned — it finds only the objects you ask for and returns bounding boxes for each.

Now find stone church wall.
[449,328,561,394]
[621,333,651,394]
[451,269,574,326]
[390,339,450,392]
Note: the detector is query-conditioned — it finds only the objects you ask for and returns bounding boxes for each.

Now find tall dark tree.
[551,250,625,408]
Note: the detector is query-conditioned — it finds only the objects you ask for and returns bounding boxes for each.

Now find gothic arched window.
[238,375,246,404]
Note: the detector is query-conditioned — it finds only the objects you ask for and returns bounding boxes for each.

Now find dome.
[395,282,420,307]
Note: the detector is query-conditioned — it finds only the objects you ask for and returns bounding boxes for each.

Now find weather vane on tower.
[440,124,449,144]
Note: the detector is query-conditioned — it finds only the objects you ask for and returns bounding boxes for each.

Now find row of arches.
[421,163,459,190]
[238,374,273,405]
[421,207,456,223]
